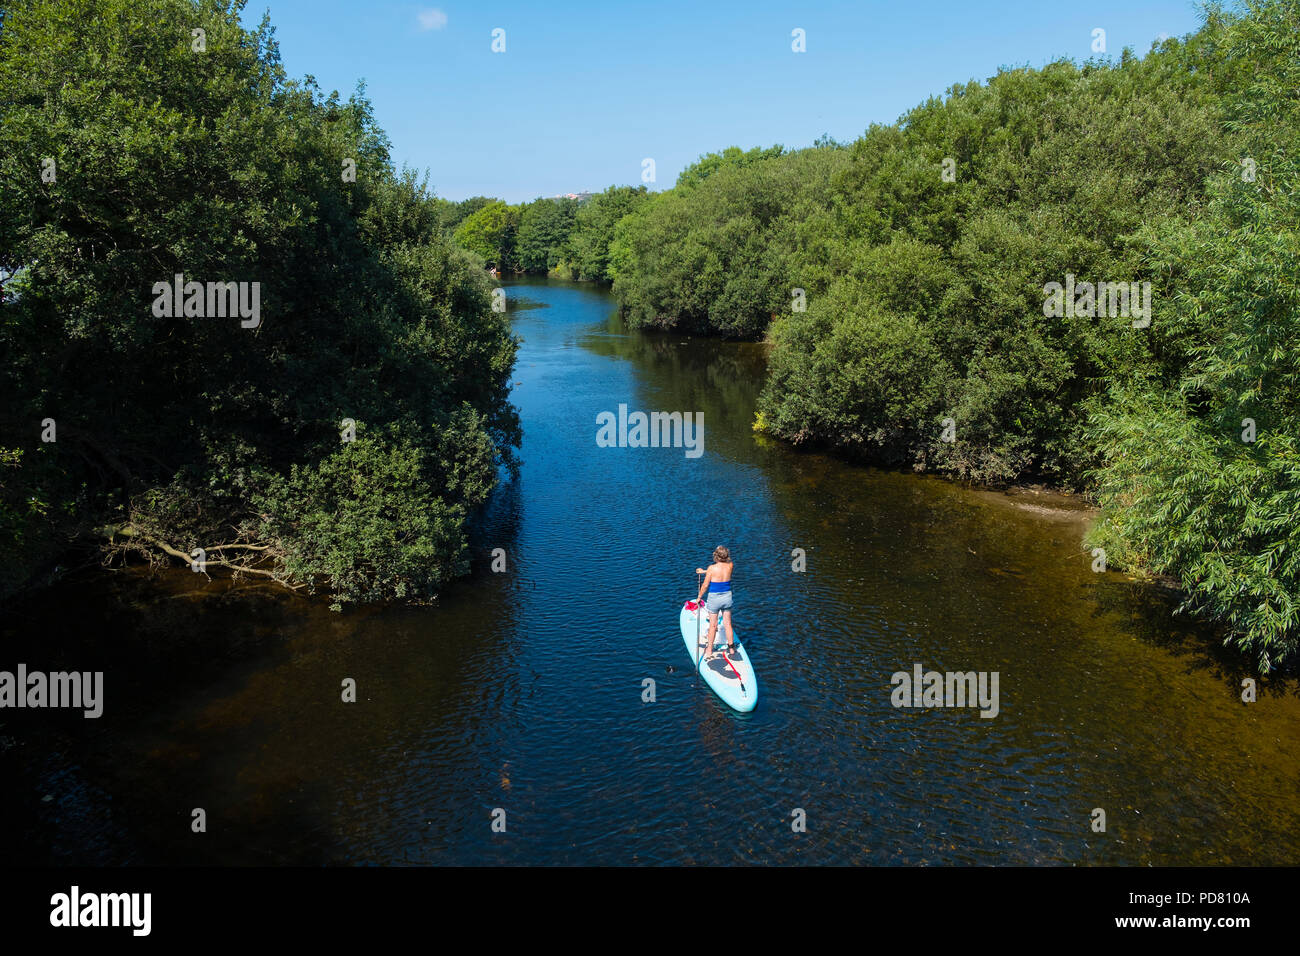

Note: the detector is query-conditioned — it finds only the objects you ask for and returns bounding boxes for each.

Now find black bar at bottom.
[1,866,1280,943]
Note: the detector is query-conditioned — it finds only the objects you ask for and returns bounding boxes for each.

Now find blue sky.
[240,1,1208,203]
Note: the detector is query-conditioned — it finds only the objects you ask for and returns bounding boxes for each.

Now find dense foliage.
[439,185,651,282]
[617,51,1228,484]
[1084,0,1300,672]
[515,196,577,273]
[0,0,519,608]
[612,147,848,337]
[555,185,651,282]
[453,200,518,270]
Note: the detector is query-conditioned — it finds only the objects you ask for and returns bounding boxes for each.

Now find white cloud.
[417,8,448,31]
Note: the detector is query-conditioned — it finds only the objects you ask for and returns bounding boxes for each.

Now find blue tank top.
[708,580,732,593]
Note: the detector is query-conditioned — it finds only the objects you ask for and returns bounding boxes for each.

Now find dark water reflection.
[3,277,1297,865]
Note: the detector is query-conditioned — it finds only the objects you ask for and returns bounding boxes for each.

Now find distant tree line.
[439,186,651,281]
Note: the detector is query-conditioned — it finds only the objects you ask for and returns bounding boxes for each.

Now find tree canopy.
[0,0,519,608]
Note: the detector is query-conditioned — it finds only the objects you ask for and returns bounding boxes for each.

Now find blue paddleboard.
[680,600,758,712]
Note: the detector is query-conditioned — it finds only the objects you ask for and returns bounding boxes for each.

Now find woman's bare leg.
[723,610,734,648]
[706,610,719,654]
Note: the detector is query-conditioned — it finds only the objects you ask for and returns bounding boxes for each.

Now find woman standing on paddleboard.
[696,546,736,659]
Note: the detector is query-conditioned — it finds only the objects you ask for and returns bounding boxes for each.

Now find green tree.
[613,146,848,336]
[552,185,650,282]
[0,0,519,607]
[432,194,496,235]
[515,197,577,273]
[674,145,786,190]
[453,200,518,270]
[1086,0,1300,671]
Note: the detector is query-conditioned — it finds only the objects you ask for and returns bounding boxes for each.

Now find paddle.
[695,571,704,671]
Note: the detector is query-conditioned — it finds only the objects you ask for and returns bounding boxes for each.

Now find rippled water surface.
[4,278,1298,865]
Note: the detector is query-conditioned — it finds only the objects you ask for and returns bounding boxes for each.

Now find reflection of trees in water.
[505,295,550,312]
[467,469,524,571]
[749,444,1296,709]
[580,325,767,438]
[759,447,973,546]
[1088,578,1300,699]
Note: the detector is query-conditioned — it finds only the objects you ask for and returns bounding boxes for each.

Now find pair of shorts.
[705,590,734,614]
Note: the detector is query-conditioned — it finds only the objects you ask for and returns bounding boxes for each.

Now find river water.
[3,277,1298,865]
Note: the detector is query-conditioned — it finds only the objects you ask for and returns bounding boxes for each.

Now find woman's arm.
[696,564,712,602]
